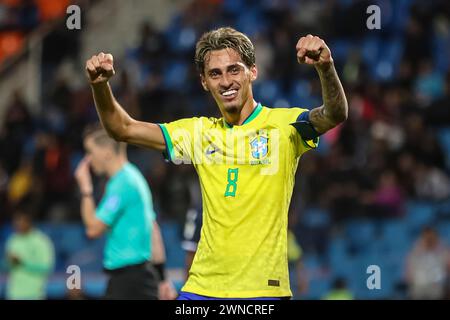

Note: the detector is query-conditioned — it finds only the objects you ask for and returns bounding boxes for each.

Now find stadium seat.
[82,273,108,298]
[306,274,332,300]
[253,80,282,106]
[236,9,266,38]
[160,222,185,269]
[437,128,450,155]
[328,236,355,280]
[46,276,68,299]
[348,253,396,299]
[344,219,377,253]
[437,221,450,245]
[328,39,351,64]
[405,201,436,234]
[58,224,87,257]
[162,61,189,91]
[379,219,411,249]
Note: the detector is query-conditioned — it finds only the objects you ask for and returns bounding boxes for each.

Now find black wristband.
[154,263,166,281]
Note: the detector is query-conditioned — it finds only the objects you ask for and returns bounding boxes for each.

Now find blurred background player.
[74,124,174,300]
[5,208,54,300]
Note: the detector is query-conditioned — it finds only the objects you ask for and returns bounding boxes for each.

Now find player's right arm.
[85,52,165,151]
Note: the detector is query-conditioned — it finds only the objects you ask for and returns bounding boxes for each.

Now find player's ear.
[250,65,258,82]
[200,74,209,91]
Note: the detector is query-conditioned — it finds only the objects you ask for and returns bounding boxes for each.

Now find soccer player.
[74,125,175,300]
[85,27,348,299]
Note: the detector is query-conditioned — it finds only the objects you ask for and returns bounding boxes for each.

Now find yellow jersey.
[159,103,318,298]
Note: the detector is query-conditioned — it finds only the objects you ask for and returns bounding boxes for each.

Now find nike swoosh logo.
[206,148,217,155]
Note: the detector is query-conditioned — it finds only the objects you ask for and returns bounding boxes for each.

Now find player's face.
[83,137,109,175]
[201,48,257,115]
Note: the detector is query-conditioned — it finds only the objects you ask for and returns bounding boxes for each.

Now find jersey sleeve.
[288,107,320,157]
[158,118,200,164]
[96,183,126,227]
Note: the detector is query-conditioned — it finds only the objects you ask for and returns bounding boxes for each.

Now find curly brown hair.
[195,27,255,75]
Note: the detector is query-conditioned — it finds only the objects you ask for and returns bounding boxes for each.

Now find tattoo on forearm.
[310,65,348,133]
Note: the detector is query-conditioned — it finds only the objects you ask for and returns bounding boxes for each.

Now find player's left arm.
[75,156,107,239]
[296,35,348,134]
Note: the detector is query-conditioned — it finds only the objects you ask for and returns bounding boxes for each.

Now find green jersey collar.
[224,102,263,128]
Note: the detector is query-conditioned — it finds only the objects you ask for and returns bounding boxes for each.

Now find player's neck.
[106,157,128,178]
[223,99,257,126]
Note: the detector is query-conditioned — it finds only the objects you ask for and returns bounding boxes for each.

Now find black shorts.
[104,261,159,300]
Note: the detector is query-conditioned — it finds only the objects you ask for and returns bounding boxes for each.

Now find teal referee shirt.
[96,162,155,270]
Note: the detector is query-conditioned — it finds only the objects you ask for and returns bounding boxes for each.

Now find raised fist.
[85,52,115,84]
[296,35,333,67]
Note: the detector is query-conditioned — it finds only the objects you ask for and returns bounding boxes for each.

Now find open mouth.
[221,89,238,100]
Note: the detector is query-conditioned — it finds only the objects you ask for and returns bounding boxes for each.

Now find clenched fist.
[296,35,333,68]
[85,52,115,84]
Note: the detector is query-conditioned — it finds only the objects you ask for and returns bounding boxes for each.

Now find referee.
[74,124,166,300]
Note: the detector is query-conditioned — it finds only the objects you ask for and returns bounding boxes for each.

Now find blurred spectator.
[7,159,33,206]
[406,227,450,300]
[0,91,32,174]
[414,161,450,201]
[322,277,354,300]
[414,59,445,105]
[287,226,308,298]
[363,170,405,218]
[4,208,55,299]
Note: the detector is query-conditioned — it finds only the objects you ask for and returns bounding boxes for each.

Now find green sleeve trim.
[158,124,175,162]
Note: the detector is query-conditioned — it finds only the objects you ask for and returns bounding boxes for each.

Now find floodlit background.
[0,0,450,300]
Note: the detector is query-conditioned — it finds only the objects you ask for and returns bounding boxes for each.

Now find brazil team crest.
[250,134,269,160]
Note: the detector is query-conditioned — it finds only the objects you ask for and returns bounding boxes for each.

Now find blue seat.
[83,273,108,298]
[236,9,266,38]
[305,275,332,300]
[405,201,436,233]
[433,35,450,73]
[0,224,13,243]
[361,36,381,67]
[328,237,353,279]
[163,61,188,91]
[437,128,450,155]
[46,278,68,299]
[58,224,87,257]
[160,222,185,269]
[253,80,282,106]
[380,220,411,250]
[328,39,351,64]
[345,219,377,252]
[222,0,246,15]
[348,253,395,299]
[301,207,331,229]
[437,222,450,246]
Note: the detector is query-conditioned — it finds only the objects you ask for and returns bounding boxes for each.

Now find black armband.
[290,110,321,141]
[154,263,166,281]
